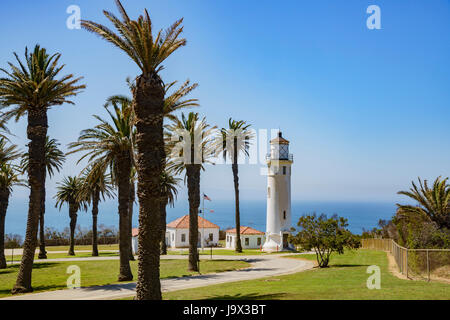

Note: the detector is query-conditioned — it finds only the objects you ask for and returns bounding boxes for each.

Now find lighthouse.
[263,131,293,252]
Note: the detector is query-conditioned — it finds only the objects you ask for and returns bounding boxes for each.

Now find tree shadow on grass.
[331,264,371,268]
[207,292,288,300]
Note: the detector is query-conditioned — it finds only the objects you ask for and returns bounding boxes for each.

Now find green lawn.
[0,259,249,298]
[163,250,450,300]
[6,251,120,262]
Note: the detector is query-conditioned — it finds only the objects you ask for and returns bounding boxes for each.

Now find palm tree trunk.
[0,189,10,269]
[12,110,47,294]
[92,190,99,256]
[128,180,135,261]
[160,198,168,255]
[38,173,47,259]
[186,164,201,271]
[68,203,78,256]
[232,137,242,252]
[117,153,133,281]
[133,73,165,300]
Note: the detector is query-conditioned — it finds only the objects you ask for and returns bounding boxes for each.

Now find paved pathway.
[1,254,314,300]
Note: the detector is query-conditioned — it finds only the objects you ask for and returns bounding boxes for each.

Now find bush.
[291,214,360,268]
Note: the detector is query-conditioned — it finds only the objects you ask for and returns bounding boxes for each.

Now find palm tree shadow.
[208,292,288,300]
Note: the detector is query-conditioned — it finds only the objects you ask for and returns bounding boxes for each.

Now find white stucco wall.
[167,227,219,248]
[225,233,265,250]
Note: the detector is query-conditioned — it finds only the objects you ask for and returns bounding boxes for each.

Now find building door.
[283,233,289,249]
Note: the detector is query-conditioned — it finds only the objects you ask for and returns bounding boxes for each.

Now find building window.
[245,238,249,246]
[172,233,174,241]
[283,210,286,220]
[283,166,286,175]
[257,237,261,246]
[209,233,213,241]
[181,234,186,242]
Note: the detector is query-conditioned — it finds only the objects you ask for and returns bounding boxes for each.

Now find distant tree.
[167,112,216,271]
[217,118,254,252]
[291,214,360,268]
[54,176,88,256]
[79,165,114,256]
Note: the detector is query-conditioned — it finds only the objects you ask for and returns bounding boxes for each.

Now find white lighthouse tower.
[263,131,293,252]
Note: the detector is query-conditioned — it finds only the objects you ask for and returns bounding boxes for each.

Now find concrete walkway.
[1,254,314,300]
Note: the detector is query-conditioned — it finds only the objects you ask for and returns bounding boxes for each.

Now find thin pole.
[427,249,430,282]
[201,194,205,251]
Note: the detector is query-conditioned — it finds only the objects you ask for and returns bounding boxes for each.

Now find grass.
[0,259,249,298]
[162,249,450,300]
[6,251,120,262]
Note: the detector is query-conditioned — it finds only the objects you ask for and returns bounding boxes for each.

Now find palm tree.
[68,96,134,281]
[81,0,186,299]
[79,165,114,256]
[218,119,253,252]
[160,170,180,255]
[54,176,87,256]
[397,176,450,230]
[167,112,216,271]
[0,140,24,269]
[21,136,65,259]
[128,167,136,260]
[0,45,84,293]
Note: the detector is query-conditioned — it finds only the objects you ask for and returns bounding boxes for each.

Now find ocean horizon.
[5,199,396,238]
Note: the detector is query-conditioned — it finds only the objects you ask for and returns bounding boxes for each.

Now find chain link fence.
[362,238,450,282]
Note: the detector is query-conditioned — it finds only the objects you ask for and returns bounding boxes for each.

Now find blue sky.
[1,0,449,209]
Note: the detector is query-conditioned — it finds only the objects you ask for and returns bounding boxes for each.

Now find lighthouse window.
[267,187,271,198]
[283,210,286,220]
[283,166,286,175]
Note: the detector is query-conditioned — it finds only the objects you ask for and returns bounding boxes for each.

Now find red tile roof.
[132,215,219,237]
[167,215,219,229]
[226,226,265,235]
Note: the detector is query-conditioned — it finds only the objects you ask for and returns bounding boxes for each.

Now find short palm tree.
[79,165,114,256]
[0,141,24,269]
[21,136,66,259]
[54,176,88,256]
[160,169,180,255]
[218,119,254,252]
[68,96,134,281]
[167,112,216,271]
[82,0,186,299]
[396,176,450,230]
[0,45,84,294]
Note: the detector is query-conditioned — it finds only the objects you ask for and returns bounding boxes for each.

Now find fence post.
[426,249,430,282]
[406,249,409,279]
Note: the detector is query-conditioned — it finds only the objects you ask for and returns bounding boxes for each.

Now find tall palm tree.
[218,119,253,252]
[0,140,24,269]
[0,45,84,294]
[128,167,136,260]
[54,176,87,256]
[79,165,114,256]
[160,169,180,255]
[68,96,134,281]
[21,136,65,259]
[167,112,216,271]
[397,176,450,230]
[81,0,186,299]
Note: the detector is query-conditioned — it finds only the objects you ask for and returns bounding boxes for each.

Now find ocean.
[4,199,396,237]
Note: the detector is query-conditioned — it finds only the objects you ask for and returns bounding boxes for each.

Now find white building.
[225,226,265,250]
[263,132,294,252]
[132,215,220,253]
